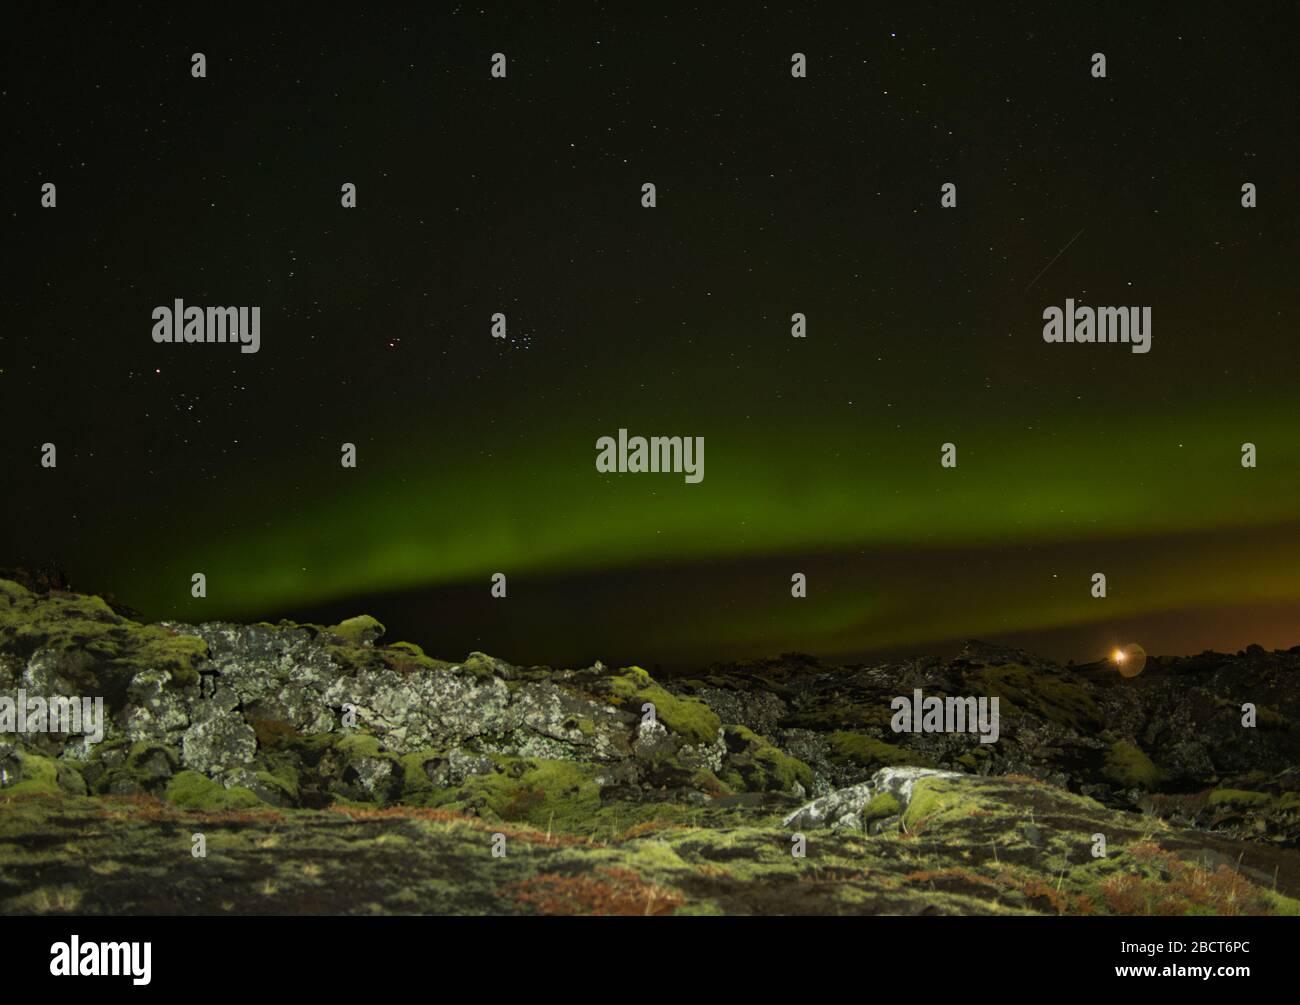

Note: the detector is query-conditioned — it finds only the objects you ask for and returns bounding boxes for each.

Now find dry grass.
[1099,841,1276,916]
[500,867,684,916]
[326,803,593,846]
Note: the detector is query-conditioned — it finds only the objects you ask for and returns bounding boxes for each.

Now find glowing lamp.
[1111,642,1147,678]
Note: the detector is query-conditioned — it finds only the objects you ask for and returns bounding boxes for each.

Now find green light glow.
[109,391,1300,661]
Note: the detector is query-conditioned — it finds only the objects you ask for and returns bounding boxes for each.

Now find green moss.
[4,770,1297,916]
[56,762,88,796]
[1207,788,1272,808]
[861,792,901,822]
[971,664,1098,728]
[685,769,731,796]
[785,702,893,732]
[606,667,721,746]
[294,732,343,759]
[125,741,175,770]
[460,652,507,680]
[828,731,934,770]
[328,615,385,644]
[639,745,703,787]
[88,741,179,796]
[1,751,61,796]
[1262,891,1300,916]
[896,774,1062,836]
[431,757,602,832]
[0,580,208,688]
[954,748,993,769]
[164,770,266,811]
[3,885,85,913]
[1102,741,1162,788]
[255,763,300,803]
[381,642,455,676]
[399,750,443,798]
[335,733,384,758]
[721,725,813,793]
[901,777,959,829]
[129,629,209,687]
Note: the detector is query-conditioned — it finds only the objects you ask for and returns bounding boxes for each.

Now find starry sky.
[4,6,1299,670]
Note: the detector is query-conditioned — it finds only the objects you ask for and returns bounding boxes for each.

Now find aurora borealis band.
[5,7,1299,669]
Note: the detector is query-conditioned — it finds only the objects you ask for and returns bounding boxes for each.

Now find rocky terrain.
[2,574,1299,915]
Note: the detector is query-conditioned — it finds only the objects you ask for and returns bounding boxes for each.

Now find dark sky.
[4,5,1299,670]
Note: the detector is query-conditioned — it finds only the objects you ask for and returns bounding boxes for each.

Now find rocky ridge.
[2,576,1299,915]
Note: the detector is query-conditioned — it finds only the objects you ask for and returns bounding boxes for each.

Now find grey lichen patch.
[181,710,257,774]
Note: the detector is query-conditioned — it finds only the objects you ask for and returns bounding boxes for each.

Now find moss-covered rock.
[327,615,385,645]
[827,731,935,771]
[4,582,1300,912]
[605,667,721,746]
[92,740,179,796]
[321,732,404,804]
[163,770,265,811]
[1207,788,1273,808]
[0,747,64,796]
[969,663,1098,728]
[719,725,814,794]
[0,577,208,692]
[1102,740,1162,788]
[428,756,603,832]
[861,791,901,824]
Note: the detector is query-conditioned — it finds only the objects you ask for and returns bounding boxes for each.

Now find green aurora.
[83,388,1300,663]
[6,7,1298,668]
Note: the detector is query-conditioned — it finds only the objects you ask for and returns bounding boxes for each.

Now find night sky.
[5,6,1299,671]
